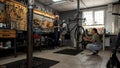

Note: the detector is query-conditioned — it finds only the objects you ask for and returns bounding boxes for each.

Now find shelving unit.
[0,0,56,54]
[5,0,55,31]
[0,29,17,57]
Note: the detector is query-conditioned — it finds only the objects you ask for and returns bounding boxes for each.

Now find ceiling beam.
[81,5,107,10]
[59,4,107,12]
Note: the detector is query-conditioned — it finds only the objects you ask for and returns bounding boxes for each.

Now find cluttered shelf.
[1,0,55,31]
[0,29,16,56]
[6,0,55,19]
[34,9,55,19]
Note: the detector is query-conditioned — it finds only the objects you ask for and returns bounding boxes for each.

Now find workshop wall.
[59,6,118,47]
[105,6,115,34]
[60,6,117,33]
[111,4,120,34]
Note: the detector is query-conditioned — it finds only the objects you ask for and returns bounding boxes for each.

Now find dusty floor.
[0,47,120,68]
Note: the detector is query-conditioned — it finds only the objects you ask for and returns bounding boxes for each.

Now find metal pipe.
[76,0,80,50]
[27,0,34,68]
[77,0,80,15]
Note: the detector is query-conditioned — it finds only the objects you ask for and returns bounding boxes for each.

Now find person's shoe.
[91,50,99,55]
[54,46,59,49]
[91,52,97,55]
[56,46,59,49]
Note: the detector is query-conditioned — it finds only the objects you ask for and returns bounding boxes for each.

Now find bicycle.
[66,17,86,50]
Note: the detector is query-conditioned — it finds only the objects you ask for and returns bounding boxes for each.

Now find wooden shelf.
[0,29,16,38]
[0,47,14,50]
[34,9,55,19]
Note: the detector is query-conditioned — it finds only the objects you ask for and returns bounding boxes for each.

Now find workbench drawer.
[0,29,16,34]
[0,34,16,38]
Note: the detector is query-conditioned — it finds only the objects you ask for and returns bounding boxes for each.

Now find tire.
[74,26,85,43]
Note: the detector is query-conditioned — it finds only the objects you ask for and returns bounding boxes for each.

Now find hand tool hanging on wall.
[6,1,26,29]
[7,2,24,20]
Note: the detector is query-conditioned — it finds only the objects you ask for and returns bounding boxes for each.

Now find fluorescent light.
[51,1,66,5]
[52,0,62,2]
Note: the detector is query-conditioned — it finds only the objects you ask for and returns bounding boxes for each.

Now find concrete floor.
[0,47,120,68]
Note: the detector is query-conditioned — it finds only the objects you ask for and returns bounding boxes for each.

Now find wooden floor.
[0,47,120,68]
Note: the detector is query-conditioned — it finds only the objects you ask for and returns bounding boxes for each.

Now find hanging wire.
[81,0,87,8]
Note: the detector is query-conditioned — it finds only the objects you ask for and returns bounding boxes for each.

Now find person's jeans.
[54,30,60,47]
[87,43,102,52]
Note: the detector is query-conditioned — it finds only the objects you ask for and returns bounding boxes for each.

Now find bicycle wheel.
[74,26,85,43]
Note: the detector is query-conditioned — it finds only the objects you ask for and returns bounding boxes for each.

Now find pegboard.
[0,2,5,23]
[6,0,27,30]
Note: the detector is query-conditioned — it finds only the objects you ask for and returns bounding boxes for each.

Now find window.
[83,11,93,25]
[83,10,104,25]
[95,10,104,24]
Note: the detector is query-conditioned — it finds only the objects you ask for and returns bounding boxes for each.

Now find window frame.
[83,11,93,25]
[82,9,105,25]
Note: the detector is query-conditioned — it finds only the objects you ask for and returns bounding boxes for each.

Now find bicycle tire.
[74,26,85,43]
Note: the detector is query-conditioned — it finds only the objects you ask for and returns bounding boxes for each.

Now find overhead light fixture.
[52,0,62,2]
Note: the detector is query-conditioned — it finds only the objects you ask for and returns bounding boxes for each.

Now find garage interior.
[0,0,120,68]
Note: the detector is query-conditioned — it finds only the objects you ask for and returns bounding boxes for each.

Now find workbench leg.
[14,38,17,57]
